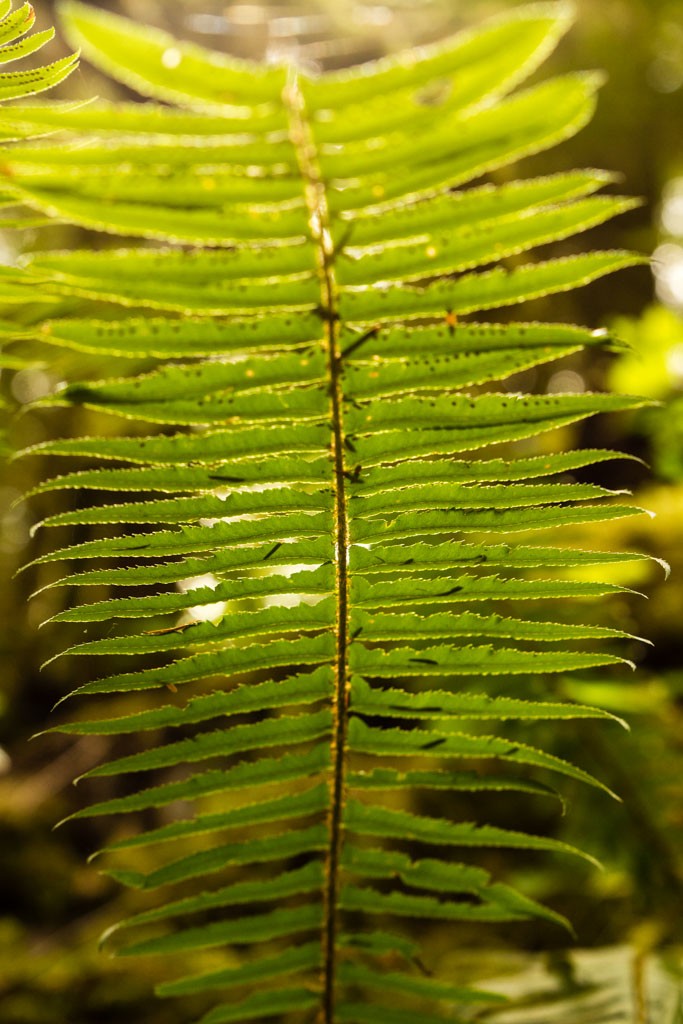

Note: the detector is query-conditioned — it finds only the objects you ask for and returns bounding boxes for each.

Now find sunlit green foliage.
[0,1,675,1022]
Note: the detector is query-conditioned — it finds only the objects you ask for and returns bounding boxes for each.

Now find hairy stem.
[284,69,349,1023]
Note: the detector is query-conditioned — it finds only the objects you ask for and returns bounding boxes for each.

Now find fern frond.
[4,2,657,1021]
[0,1,78,451]
[0,2,77,102]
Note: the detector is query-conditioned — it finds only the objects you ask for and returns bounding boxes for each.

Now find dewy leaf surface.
[3,2,653,1022]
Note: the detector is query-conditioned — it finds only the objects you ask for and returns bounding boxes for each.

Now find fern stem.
[284,68,349,1024]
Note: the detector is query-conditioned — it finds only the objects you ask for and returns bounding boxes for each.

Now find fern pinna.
[0,1,656,1021]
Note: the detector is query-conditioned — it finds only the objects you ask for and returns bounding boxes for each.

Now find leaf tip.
[53,813,74,830]
[97,922,120,952]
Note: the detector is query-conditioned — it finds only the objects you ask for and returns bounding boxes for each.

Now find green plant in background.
[608,303,683,483]
[0,1,76,97]
[0,0,78,454]
[0,1,667,1021]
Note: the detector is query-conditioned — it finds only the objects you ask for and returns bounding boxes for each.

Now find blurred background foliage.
[0,0,682,1021]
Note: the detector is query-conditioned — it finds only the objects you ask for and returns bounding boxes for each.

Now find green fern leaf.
[3,1,658,1021]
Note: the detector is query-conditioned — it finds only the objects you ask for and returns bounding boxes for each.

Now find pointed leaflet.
[351,608,643,644]
[0,99,287,136]
[22,423,331,465]
[37,538,331,589]
[48,569,334,627]
[103,870,325,941]
[156,942,321,997]
[341,171,617,245]
[110,827,328,890]
[48,667,333,734]
[344,802,600,866]
[31,312,324,358]
[308,4,574,111]
[191,990,319,1024]
[118,905,324,955]
[64,636,336,697]
[100,784,330,855]
[350,677,626,725]
[347,723,617,797]
[30,459,330,498]
[51,603,334,660]
[28,244,317,282]
[59,0,286,107]
[339,252,646,320]
[337,196,639,285]
[65,747,331,819]
[7,189,311,245]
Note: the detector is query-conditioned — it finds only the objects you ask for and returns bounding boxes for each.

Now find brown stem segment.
[284,70,350,1024]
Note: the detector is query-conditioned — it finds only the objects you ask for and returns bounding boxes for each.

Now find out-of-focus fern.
[0,2,660,1021]
[482,944,682,1023]
[0,0,78,452]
